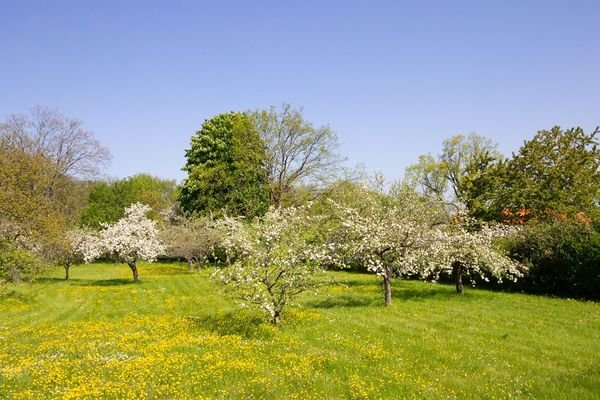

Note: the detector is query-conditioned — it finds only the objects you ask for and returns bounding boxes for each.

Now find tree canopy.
[494,126,599,221]
[179,112,269,217]
[250,104,343,206]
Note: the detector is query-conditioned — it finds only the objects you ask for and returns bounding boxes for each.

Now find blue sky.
[1,0,598,182]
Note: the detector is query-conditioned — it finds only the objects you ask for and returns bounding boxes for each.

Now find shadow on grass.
[74,278,137,287]
[307,294,376,309]
[392,287,456,301]
[36,277,70,284]
[186,310,275,339]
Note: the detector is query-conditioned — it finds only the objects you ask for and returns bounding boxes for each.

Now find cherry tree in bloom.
[408,221,523,294]
[212,205,326,325]
[328,185,444,307]
[99,203,165,282]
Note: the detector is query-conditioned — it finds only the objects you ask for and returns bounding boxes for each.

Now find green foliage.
[0,237,40,283]
[405,133,503,219]
[505,219,600,299]
[250,103,342,207]
[80,174,177,228]
[179,112,269,217]
[493,126,599,221]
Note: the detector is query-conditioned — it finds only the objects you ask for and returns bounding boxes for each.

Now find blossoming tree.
[328,185,444,306]
[98,203,165,282]
[212,206,325,325]
[56,229,103,280]
[409,221,523,294]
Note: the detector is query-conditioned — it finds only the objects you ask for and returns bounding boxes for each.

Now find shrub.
[506,219,600,299]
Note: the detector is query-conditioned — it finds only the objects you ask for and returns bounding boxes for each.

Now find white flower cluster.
[408,223,523,284]
[73,203,165,265]
[212,206,324,324]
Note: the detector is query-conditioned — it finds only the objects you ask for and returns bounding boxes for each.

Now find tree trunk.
[383,271,392,307]
[452,261,464,294]
[64,262,70,280]
[271,309,281,325]
[188,258,193,271]
[128,261,139,282]
[10,267,21,283]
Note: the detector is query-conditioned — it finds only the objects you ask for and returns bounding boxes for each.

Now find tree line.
[1,105,598,321]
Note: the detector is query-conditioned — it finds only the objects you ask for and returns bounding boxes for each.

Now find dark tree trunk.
[128,261,139,282]
[272,309,281,325]
[64,262,70,280]
[383,270,392,307]
[452,261,464,294]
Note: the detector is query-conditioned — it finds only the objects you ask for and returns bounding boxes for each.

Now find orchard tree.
[212,206,326,325]
[411,221,523,294]
[179,112,269,217]
[250,103,343,206]
[48,229,101,280]
[161,215,226,271]
[328,184,445,306]
[99,203,165,282]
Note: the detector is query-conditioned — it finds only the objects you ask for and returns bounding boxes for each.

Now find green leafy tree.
[179,112,269,217]
[80,174,177,228]
[495,126,599,221]
[406,133,503,219]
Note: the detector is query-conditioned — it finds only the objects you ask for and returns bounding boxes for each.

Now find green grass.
[1,262,598,399]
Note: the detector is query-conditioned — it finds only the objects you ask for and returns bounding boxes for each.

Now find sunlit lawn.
[0,262,598,399]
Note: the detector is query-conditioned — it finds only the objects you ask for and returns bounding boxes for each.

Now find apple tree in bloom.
[212,206,326,325]
[410,221,523,294]
[328,184,444,307]
[53,228,102,280]
[99,203,165,282]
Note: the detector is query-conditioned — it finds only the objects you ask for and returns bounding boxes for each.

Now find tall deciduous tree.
[495,126,599,221]
[179,112,269,217]
[250,104,343,206]
[0,106,111,182]
[406,133,503,219]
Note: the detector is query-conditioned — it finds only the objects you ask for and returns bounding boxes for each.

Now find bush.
[506,220,600,299]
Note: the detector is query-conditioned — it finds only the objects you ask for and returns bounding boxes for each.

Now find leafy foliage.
[405,133,503,218]
[250,104,343,206]
[492,126,599,221]
[80,174,177,228]
[179,112,269,217]
[505,218,600,299]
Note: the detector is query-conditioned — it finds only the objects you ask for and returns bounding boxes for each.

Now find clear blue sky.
[1,0,598,182]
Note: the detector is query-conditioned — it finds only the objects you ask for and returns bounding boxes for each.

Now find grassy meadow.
[0,262,598,399]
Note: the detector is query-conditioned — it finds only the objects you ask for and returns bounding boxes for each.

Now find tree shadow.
[186,311,274,339]
[307,294,376,309]
[74,279,137,287]
[392,285,460,301]
[36,277,71,284]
